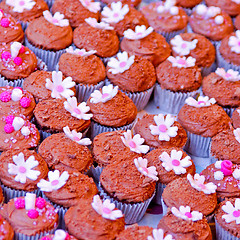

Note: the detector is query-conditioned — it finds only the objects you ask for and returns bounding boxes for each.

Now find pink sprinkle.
[41,237,51,240]
[19,46,25,54]
[172,159,180,166]
[238,41,240,46]
[56,85,64,93]
[0,91,11,102]
[4,124,14,134]
[0,9,3,14]
[13,57,23,66]
[14,198,25,209]
[158,124,167,133]
[102,207,111,214]
[198,101,205,105]
[1,18,10,28]
[119,61,127,68]
[20,97,31,108]
[1,51,11,61]
[19,0,25,6]
[27,209,39,219]
[51,180,59,186]
[185,212,192,218]
[5,115,15,124]
[129,140,136,148]
[221,160,232,176]
[35,197,46,209]
[19,166,26,173]
[233,210,240,217]
[65,233,70,240]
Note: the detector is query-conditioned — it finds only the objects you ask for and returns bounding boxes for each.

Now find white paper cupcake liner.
[153,182,166,205]
[157,27,187,43]
[45,0,55,8]
[223,107,236,117]
[183,7,193,16]
[161,198,168,216]
[201,62,216,77]
[215,219,239,240]
[99,183,155,224]
[153,83,201,114]
[20,21,29,32]
[183,131,211,158]
[89,165,103,184]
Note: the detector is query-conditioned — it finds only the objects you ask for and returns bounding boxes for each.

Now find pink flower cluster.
[4,115,16,133]
[1,46,25,66]
[0,9,10,27]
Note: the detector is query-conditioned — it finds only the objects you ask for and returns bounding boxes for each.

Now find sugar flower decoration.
[91,195,123,220]
[149,114,178,141]
[66,46,96,57]
[234,128,240,144]
[147,229,174,240]
[8,152,40,184]
[108,52,135,74]
[121,130,149,154]
[79,0,100,13]
[43,10,69,27]
[185,96,216,108]
[37,170,69,192]
[123,25,153,40]
[171,206,203,222]
[134,157,159,181]
[215,68,240,82]
[85,17,114,30]
[90,84,118,103]
[170,35,198,56]
[63,126,92,145]
[64,97,93,120]
[157,0,179,16]
[102,2,129,23]
[229,30,240,54]
[222,199,240,224]
[187,173,217,194]
[45,71,75,99]
[167,56,196,68]
[6,0,36,13]
[159,150,192,175]
[11,42,23,59]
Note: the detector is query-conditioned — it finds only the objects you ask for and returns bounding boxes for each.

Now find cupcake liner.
[25,38,66,71]
[161,198,168,216]
[45,0,55,8]
[141,0,158,4]
[152,182,166,205]
[20,21,29,32]
[201,61,216,77]
[153,83,201,114]
[157,27,187,43]
[223,107,236,117]
[183,7,193,16]
[215,219,239,240]
[191,155,212,171]
[89,165,103,185]
[98,183,155,224]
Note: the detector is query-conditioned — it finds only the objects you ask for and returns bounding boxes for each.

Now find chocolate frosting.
[202,72,240,107]
[178,104,231,137]
[64,199,125,240]
[87,90,137,127]
[0,215,13,240]
[120,31,171,67]
[176,0,202,8]
[232,107,240,128]
[171,33,216,68]
[52,0,100,28]
[106,56,156,92]
[133,113,187,149]
[58,53,106,85]
[0,0,48,22]
[0,197,58,235]
[235,14,240,30]
[156,59,202,92]
[25,16,73,51]
[141,3,188,32]
[101,0,141,8]
[73,23,119,58]
[0,149,48,191]
[93,130,142,167]
[211,129,240,164]
[100,159,156,203]
[34,98,90,133]
[162,177,217,216]
[157,211,212,240]
[0,188,3,205]
[0,43,37,80]
[44,170,98,208]
[146,147,196,185]
[0,86,36,120]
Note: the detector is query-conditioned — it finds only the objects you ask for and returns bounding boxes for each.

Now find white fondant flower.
[91,195,123,220]
[10,42,22,59]
[79,0,100,13]
[232,0,240,3]
[8,152,40,184]
[66,46,96,57]
[12,117,24,131]
[171,206,203,222]
[229,30,240,54]
[170,35,198,56]
[233,169,240,180]
[185,96,216,108]
[157,0,179,15]
[222,199,240,224]
[215,15,224,25]
[43,10,69,27]
[64,97,93,120]
[63,126,91,145]
[11,87,23,101]
[37,170,69,192]
[159,150,192,175]
[215,68,240,82]
[134,157,159,181]
[85,17,114,30]
[90,84,118,103]
[167,56,196,68]
[121,130,149,154]
[102,2,129,23]
[108,52,135,74]
[187,173,217,194]
[45,71,75,99]
[195,4,221,18]
[234,128,240,144]
[21,126,31,136]
[6,0,36,13]
[149,114,178,141]
[214,171,224,181]
[123,25,153,40]
[52,230,68,240]
[147,229,174,240]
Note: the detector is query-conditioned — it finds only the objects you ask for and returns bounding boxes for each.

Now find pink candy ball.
[41,237,51,240]
[19,46,25,54]
[1,18,10,28]
[5,115,15,124]
[0,91,11,102]
[35,197,46,209]
[13,57,22,66]
[20,97,31,108]
[1,51,11,61]
[14,198,25,209]
[4,124,14,133]
[27,209,39,219]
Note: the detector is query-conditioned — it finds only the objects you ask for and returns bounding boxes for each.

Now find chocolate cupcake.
[40,230,77,240]
[52,0,100,28]
[235,14,240,30]
[154,56,202,114]
[178,96,231,157]
[106,52,156,111]
[0,149,48,201]
[87,84,137,139]
[0,214,13,240]
[133,113,187,150]
[232,107,240,128]
[176,0,202,15]
[101,0,141,8]
[120,25,171,67]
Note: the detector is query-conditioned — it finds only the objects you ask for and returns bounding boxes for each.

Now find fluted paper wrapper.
[215,220,239,240]
[20,21,29,31]
[99,183,155,224]
[223,107,236,117]
[153,182,166,205]
[161,198,168,216]
[89,166,103,184]
[45,0,55,8]
[157,27,186,43]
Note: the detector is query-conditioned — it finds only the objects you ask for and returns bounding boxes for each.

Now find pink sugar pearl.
[20,97,31,108]
[4,124,14,133]
[14,57,23,66]
[35,197,46,209]
[41,237,51,240]
[27,209,39,219]
[19,46,25,54]
[1,18,10,28]
[14,198,25,209]
[1,51,11,61]
[5,115,15,124]
[0,91,11,102]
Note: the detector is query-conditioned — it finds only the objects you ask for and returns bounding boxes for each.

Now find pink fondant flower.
[85,17,114,30]
[222,199,240,224]
[171,206,203,222]
[229,30,240,54]
[43,10,69,27]
[147,229,174,240]
[185,96,216,108]
[79,0,100,13]
[167,56,196,68]
[234,128,240,144]
[6,0,36,13]
[66,46,96,57]
[215,68,240,82]
[123,25,153,40]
